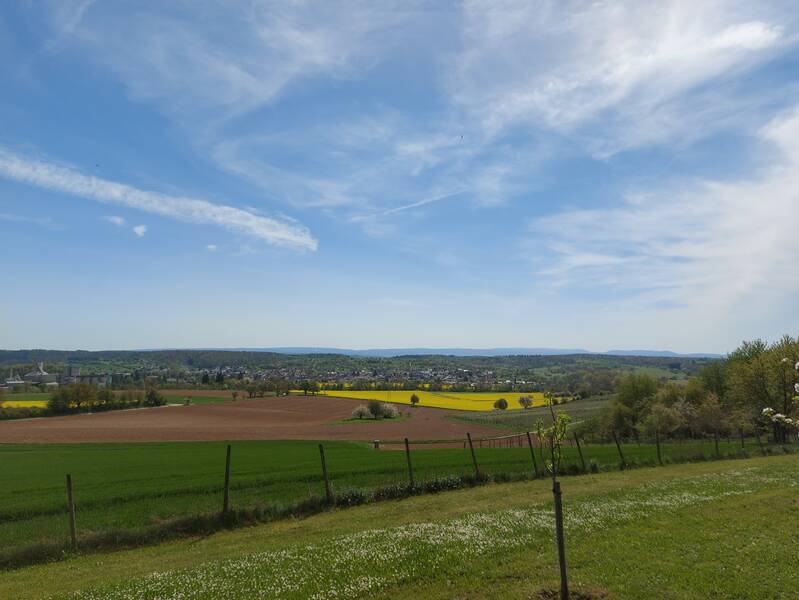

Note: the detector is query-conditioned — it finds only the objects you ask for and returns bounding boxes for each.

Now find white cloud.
[528,105,799,311]
[0,212,64,230]
[132,224,147,237]
[206,244,218,252]
[62,2,412,122]
[451,1,794,153]
[103,215,125,226]
[0,148,317,252]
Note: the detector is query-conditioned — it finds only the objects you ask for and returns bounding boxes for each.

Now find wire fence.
[0,431,789,568]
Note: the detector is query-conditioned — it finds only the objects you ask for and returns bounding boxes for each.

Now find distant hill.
[606,350,722,358]
[256,347,592,357]
[242,347,722,358]
[0,347,723,360]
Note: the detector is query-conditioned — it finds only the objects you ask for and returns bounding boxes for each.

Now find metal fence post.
[404,437,415,487]
[319,444,334,503]
[467,433,480,478]
[66,474,77,551]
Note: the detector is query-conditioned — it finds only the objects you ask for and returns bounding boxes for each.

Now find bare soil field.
[0,395,504,443]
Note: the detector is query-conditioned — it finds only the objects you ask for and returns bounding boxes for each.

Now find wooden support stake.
[404,437,415,487]
[612,431,626,470]
[222,444,232,514]
[740,427,745,449]
[573,432,586,472]
[467,433,480,478]
[319,444,334,503]
[526,431,539,476]
[66,474,77,552]
[553,481,570,600]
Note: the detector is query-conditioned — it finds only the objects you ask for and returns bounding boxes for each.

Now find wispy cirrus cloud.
[0,212,64,231]
[452,1,795,154]
[62,1,414,123]
[102,215,125,227]
[0,148,317,251]
[528,105,799,309]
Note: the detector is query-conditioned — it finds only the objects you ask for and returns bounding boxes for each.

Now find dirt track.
[0,395,505,443]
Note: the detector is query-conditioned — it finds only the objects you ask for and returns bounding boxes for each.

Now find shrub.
[334,489,367,507]
[493,398,508,410]
[145,389,165,407]
[381,403,399,418]
[410,394,420,407]
[351,405,371,419]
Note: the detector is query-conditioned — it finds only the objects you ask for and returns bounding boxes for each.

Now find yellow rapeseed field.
[0,400,48,409]
[312,390,550,411]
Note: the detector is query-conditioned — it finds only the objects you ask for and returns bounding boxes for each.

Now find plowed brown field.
[0,395,504,443]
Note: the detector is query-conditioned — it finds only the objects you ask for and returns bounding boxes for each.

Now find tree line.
[47,384,166,415]
[581,336,799,444]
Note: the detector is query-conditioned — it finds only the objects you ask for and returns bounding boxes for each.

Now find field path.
[0,395,504,443]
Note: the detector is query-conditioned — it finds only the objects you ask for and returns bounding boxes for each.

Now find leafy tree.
[351,405,371,419]
[367,400,385,419]
[602,400,636,439]
[410,393,420,407]
[201,371,210,385]
[518,396,533,409]
[638,402,683,439]
[616,373,658,414]
[696,392,727,436]
[493,398,508,410]
[145,388,165,407]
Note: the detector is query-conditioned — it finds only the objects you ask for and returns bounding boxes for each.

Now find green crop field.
[161,394,233,405]
[453,395,613,429]
[1,392,51,401]
[0,438,779,567]
[1,454,796,599]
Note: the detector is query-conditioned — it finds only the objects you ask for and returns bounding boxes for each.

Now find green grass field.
[161,394,233,405]
[1,454,796,599]
[453,395,612,429]
[0,437,777,565]
[0,392,51,401]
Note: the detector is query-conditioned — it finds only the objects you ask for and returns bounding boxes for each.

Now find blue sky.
[1,1,798,353]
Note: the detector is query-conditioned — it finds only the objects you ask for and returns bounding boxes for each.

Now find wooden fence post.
[222,444,232,514]
[655,429,663,466]
[526,431,539,476]
[553,480,570,600]
[739,427,745,449]
[467,433,480,478]
[404,437,415,487]
[319,444,334,503]
[573,432,586,472]
[66,474,77,552]
[612,431,626,470]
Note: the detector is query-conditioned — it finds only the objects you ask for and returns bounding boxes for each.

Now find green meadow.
[0,438,776,565]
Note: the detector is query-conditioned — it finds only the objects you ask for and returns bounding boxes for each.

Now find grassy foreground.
[0,454,796,599]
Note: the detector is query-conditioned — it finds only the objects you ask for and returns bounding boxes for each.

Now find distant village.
[2,362,519,392]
